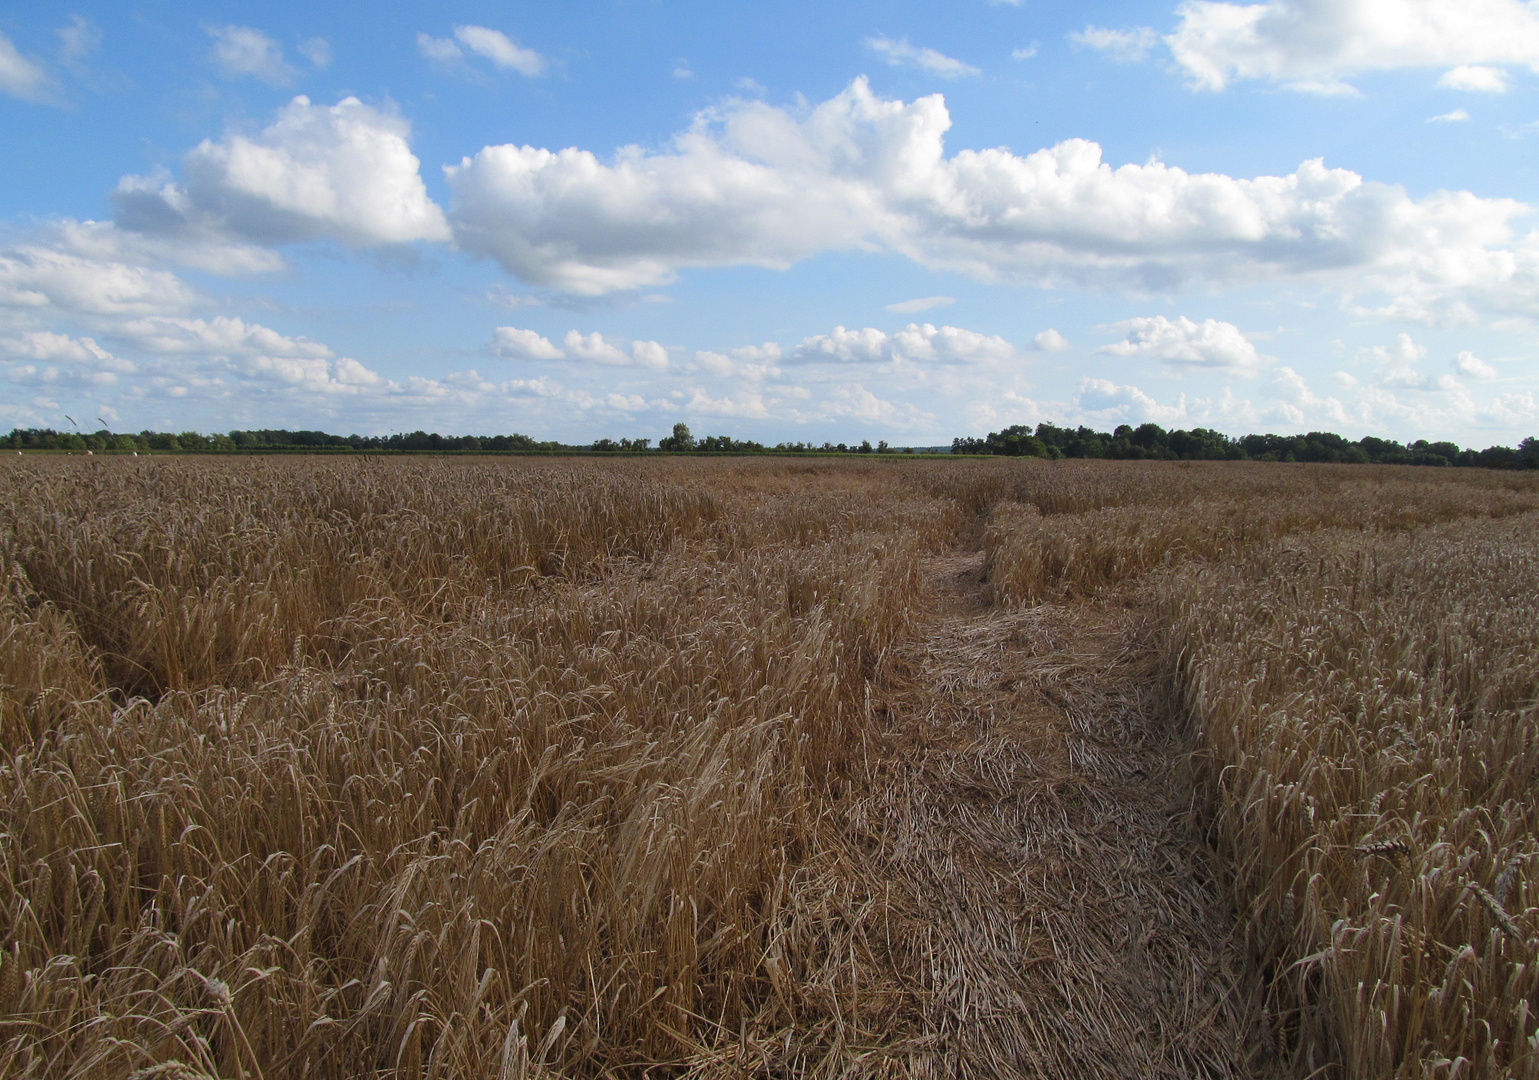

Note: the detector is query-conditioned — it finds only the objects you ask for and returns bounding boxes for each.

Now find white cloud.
[693,350,734,377]
[1356,333,1461,391]
[1012,43,1039,60]
[43,218,284,278]
[1031,328,1071,351]
[1428,108,1472,122]
[825,384,910,423]
[1454,349,1498,378]
[794,326,893,364]
[1077,378,1190,423]
[416,33,463,63]
[562,330,628,365]
[864,36,980,78]
[891,323,1015,364]
[1099,316,1265,373]
[1438,64,1509,90]
[114,96,450,248]
[443,78,1539,318]
[885,295,954,313]
[207,25,296,86]
[673,61,694,79]
[793,322,1013,365]
[58,16,101,68]
[1069,26,1160,63]
[240,354,387,395]
[0,31,49,101]
[299,37,332,70]
[1270,365,1349,423]
[0,331,133,374]
[694,343,782,380]
[557,330,668,367]
[492,325,564,360]
[1168,0,1539,93]
[685,387,772,418]
[630,340,670,369]
[0,245,200,316]
[491,326,666,368]
[112,316,333,358]
[452,25,546,76]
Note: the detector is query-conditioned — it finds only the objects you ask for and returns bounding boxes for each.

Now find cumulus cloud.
[1429,108,1472,122]
[37,218,283,279]
[630,340,670,369]
[1355,332,1462,391]
[562,330,629,365]
[1168,0,1539,93]
[864,36,980,78]
[442,78,1539,318]
[1070,26,1160,62]
[1454,349,1498,378]
[0,245,200,316]
[1031,328,1071,351]
[694,350,734,377]
[0,30,49,101]
[1270,365,1349,424]
[1099,316,1265,373]
[694,342,783,380]
[1439,64,1510,90]
[0,331,133,373]
[492,325,564,360]
[1077,377,1190,423]
[548,330,670,368]
[114,96,450,249]
[685,387,771,418]
[207,25,296,86]
[793,322,1014,365]
[240,354,386,395]
[885,295,954,313]
[112,315,333,358]
[1012,44,1040,60]
[823,384,912,423]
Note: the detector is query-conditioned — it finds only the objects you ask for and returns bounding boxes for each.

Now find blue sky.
[3,0,1539,444]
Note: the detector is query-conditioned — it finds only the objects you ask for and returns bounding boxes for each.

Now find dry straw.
[980,459,1539,1078]
[3,454,1536,1078]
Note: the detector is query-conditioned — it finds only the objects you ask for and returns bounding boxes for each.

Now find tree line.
[4,420,1536,469]
[952,423,1539,469]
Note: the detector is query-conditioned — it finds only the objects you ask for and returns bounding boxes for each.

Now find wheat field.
[1,454,1536,1078]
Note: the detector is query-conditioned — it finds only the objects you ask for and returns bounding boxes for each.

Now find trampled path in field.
[846,550,1268,1079]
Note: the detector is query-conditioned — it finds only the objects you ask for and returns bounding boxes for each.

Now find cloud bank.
[441,78,1539,319]
[1168,0,1539,93]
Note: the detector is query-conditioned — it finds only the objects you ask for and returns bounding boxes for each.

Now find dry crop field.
[0,454,1535,1079]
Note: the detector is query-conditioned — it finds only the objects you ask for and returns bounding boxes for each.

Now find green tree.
[659,422,695,451]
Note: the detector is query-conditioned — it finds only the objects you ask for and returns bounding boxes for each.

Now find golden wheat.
[5,453,1536,1078]
[980,458,1539,1078]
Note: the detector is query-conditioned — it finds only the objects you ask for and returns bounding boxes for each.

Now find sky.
[3,1,1539,445]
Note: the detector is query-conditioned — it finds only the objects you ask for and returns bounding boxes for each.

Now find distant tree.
[984,425,1049,458]
[659,422,695,451]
